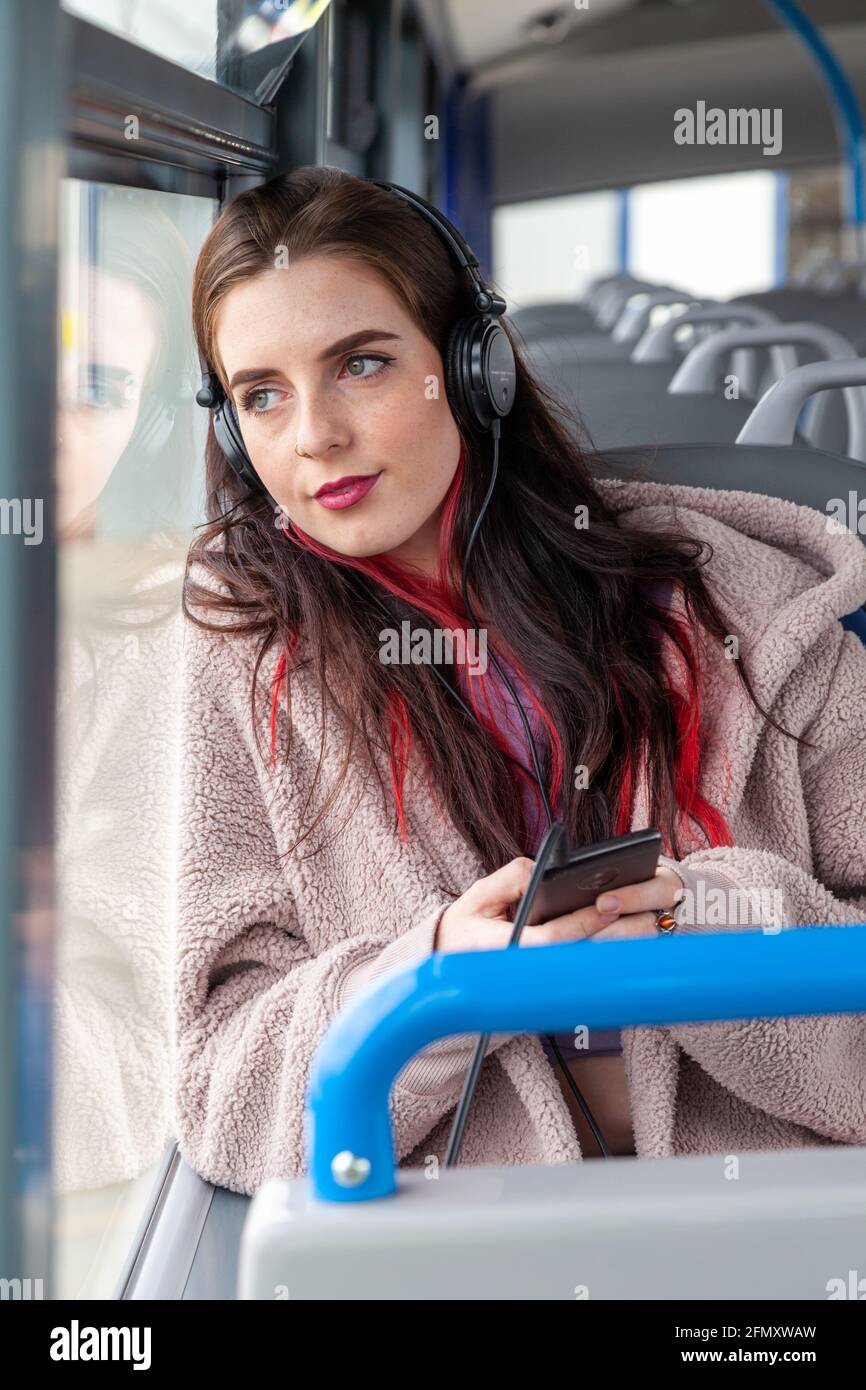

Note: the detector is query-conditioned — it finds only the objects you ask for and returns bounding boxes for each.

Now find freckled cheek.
[241,428,302,503]
[379,387,458,495]
[370,372,454,442]
[361,388,419,451]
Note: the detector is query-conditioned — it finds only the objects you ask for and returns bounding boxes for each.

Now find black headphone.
[194,178,517,500]
[370,180,518,433]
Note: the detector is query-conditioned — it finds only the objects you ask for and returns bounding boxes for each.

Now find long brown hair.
[185,164,795,875]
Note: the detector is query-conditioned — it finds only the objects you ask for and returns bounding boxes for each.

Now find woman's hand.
[584,865,685,940]
[433,856,685,953]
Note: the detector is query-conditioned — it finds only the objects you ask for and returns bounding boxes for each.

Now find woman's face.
[214,255,462,577]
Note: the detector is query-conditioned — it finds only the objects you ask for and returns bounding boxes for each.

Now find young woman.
[174,165,866,1197]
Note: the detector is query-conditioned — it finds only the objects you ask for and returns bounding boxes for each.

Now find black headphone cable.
[444,419,611,1162]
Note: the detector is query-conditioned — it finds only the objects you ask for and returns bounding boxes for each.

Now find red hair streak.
[656,610,734,852]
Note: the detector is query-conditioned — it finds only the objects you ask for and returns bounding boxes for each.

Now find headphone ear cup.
[443,319,465,431]
[444,316,478,434]
[213,400,266,496]
[445,316,517,433]
[483,321,517,420]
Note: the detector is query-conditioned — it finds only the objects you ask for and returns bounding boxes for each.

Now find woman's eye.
[77,365,137,410]
[242,387,283,415]
[342,353,392,380]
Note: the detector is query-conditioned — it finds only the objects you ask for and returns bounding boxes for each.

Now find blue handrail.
[306,924,866,1202]
[763,0,866,229]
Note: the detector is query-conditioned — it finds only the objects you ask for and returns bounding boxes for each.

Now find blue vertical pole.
[617,187,631,274]
[762,0,866,242]
[440,78,461,228]
[440,76,494,274]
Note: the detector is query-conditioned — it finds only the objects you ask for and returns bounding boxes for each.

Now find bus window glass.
[627,170,782,298]
[493,189,623,309]
[62,0,334,100]
[53,181,214,1299]
[493,171,782,310]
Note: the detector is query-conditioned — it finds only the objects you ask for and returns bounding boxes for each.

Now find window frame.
[66,12,278,198]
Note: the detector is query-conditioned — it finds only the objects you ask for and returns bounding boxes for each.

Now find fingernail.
[597,894,620,914]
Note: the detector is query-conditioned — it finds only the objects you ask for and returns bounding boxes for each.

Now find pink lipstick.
[314,472,382,510]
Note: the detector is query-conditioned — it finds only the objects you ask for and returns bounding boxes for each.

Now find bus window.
[53,181,214,1298]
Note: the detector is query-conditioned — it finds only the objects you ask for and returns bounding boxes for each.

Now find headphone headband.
[370,180,478,271]
[368,180,506,316]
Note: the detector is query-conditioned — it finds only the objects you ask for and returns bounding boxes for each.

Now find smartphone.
[525,827,662,926]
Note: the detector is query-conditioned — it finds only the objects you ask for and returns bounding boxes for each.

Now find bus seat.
[527,325,860,457]
[508,301,598,339]
[566,373,758,450]
[591,441,866,645]
[525,352,799,452]
[733,288,866,355]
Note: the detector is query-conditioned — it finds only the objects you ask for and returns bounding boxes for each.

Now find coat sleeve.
[655,627,866,1145]
[173,616,510,1197]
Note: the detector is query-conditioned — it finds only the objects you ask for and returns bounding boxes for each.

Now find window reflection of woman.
[57,275,157,541]
[54,187,203,1295]
[57,187,194,547]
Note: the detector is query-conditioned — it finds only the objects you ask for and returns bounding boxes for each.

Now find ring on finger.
[654,910,677,935]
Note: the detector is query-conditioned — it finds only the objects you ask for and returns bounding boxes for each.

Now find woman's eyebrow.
[228,331,402,393]
[317,329,401,360]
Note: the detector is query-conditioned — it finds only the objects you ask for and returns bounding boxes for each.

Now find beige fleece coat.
[173,479,866,1196]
